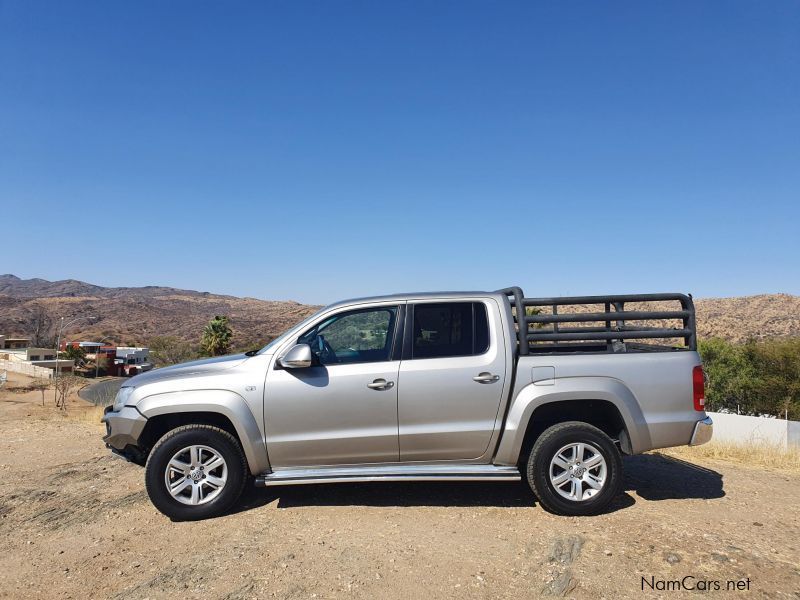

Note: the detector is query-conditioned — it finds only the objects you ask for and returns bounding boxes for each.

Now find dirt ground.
[1,372,798,599]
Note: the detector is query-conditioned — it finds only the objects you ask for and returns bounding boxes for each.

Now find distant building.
[62,341,102,351]
[62,341,116,358]
[2,336,154,378]
[115,346,153,376]
[59,341,153,376]
[0,335,33,350]
[13,347,57,362]
[0,335,74,375]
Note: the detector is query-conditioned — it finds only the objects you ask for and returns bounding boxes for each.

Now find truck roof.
[324,290,500,311]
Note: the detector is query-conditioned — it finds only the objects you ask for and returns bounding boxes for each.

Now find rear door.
[397,299,507,461]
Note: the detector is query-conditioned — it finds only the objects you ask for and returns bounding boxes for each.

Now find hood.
[126,353,249,387]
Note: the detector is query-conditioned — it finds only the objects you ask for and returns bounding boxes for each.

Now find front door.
[398,300,507,461]
[264,304,402,467]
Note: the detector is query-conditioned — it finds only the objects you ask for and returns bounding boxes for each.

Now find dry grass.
[661,440,800,473]
[65,404,106,425]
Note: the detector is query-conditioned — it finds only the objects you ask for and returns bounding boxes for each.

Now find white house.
[115,346,153,376]
[0,335,74,376]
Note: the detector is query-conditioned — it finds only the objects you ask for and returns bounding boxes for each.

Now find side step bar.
[255,464,521,487]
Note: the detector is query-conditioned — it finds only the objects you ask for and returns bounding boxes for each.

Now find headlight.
[113,386,135,412]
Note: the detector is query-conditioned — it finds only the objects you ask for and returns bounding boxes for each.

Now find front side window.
[299,306,398,365]
[412,302,489,359]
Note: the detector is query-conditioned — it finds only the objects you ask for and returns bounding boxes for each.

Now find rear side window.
[411,302,489,359]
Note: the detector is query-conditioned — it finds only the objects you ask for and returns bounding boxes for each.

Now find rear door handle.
[473,372,500,383]
[367,378,394,390]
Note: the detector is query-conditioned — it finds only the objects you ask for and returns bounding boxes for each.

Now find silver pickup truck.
[102,287,712,520]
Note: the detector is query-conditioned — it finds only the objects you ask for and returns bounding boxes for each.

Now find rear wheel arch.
[494,377,652,465]
[518,398,631,466]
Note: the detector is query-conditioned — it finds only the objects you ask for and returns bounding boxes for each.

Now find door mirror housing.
[280,344,313,369]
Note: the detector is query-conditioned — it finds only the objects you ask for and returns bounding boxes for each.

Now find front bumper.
[689,416,713,446]
[102,405,148,460]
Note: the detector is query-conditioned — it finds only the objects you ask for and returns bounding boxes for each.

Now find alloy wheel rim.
[549,442,607,502]
[164,445,228,505]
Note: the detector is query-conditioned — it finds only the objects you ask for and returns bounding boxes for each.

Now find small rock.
[548,535,585,565]
[542,570,576,596]
[664,552,681,565]
[711,553,729,563]
[753,522,763,527]
[604,550,612,556]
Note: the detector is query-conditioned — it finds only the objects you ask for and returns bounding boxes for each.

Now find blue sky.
[2,1,798,304]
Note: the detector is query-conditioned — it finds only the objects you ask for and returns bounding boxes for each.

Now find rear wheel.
[145,425,248,520]
[526,421,622,516]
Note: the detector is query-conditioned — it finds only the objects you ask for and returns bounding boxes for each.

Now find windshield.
[256,308,325,355]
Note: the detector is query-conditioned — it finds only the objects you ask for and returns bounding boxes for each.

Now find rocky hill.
[0,275,319,350]
[692,294,800,342]
[1,274,798,349]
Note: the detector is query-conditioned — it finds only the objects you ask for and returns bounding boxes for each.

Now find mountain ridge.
[0,275,318,349]
[0,273,251,301]
[1,275,798,348]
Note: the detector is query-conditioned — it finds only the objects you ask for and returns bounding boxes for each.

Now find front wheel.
[526,421,622,516]
[145,425,248,520]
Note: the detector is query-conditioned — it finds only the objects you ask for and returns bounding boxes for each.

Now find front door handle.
[473,372,500,383]
[367,378,394,390]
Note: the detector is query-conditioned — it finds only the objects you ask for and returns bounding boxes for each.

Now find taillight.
[692,365,705,411]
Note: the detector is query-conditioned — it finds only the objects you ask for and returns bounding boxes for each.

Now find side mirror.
[279,344,313,369]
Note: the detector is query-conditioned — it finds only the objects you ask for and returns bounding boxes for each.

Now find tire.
[526,421,622,516]
[144,424,248,521]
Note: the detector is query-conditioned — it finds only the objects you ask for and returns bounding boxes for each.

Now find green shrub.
[698,337,800,419]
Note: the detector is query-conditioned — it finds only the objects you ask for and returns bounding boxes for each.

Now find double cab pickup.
[103,287,712,520]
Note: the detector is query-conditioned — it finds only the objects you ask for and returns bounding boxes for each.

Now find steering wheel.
[315,335,337,364]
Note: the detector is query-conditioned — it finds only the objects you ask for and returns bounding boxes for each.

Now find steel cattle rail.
[497,287,697,355]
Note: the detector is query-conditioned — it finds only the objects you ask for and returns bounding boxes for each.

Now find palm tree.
[201,315,233,357]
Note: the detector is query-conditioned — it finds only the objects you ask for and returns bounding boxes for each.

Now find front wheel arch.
[137,390,270,475]
[139,411,242,461]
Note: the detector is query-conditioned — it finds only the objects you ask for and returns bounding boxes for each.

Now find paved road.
[78,377,125,406]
